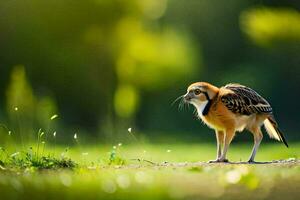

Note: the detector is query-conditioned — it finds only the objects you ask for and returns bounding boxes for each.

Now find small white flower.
[166,149,172,153]
[8,131,11,136]
[14,107,18,111]
[113,146,117,149]
[74,133,77,139]
[118,143,122,147]
[50,114,58,120]
[128,128,132,133]
[53,131,57,137]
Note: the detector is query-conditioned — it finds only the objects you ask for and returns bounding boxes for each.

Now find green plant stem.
[36,129,42,161]
[16,111,24,150]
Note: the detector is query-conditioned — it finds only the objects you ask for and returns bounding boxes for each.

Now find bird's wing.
[221,84,272,115]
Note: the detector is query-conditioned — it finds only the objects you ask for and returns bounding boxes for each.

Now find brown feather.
[221,84,272,115]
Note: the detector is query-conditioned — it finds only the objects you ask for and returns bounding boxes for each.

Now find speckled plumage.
[221,84,272,115]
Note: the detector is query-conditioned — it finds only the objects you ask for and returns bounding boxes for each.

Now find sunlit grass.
[0,143,299,200]
[0,107,299,199]
[1,142,298,169]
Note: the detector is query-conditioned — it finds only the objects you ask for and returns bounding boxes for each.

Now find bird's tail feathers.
[264,115,288,147]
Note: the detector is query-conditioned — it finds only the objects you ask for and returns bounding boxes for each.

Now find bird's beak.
[184,93,193,102]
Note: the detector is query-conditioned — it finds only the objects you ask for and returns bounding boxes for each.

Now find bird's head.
[184,82,219,107]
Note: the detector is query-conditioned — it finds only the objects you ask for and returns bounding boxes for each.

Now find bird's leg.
[209,130,224,163]
[248,128,263,163]
[218,129,235,162]
[216,130,224,159]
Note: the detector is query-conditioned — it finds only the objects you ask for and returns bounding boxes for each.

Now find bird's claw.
[247,160,258,164]
[208,158,229,163]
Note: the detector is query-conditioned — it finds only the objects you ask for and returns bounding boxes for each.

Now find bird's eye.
[194,89,201,95]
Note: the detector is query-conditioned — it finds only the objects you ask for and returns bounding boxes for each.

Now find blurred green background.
[0,0,299,144]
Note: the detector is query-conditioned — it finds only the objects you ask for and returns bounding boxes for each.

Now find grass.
[1,111,299,199]
[0,142,299,200]
[0,149,76,170]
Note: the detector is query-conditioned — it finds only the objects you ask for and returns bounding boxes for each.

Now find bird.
[182,82,288,163]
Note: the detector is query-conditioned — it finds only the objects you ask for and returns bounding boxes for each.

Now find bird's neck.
[193,101,209,118]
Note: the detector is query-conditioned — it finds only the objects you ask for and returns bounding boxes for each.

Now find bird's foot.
[208,159,219,163]
[247,159,258,164]
[208,158,229,163]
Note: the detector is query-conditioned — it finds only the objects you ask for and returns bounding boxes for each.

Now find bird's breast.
[199,114,225,131]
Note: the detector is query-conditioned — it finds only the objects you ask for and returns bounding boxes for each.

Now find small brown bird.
[183,82,288,163]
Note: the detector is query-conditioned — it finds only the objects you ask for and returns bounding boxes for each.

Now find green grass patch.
[0,143,299,200]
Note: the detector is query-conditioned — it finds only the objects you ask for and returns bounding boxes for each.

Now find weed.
[0,149,77,170]
[0,110,77,170]
[108,144,126,165]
